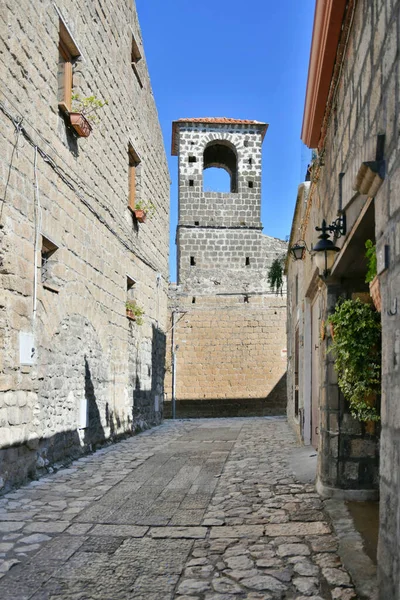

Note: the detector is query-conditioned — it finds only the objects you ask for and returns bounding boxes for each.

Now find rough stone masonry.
[165,119,288,418]
[0,0,170,492]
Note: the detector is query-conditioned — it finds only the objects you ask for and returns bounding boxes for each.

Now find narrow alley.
[0,418,361,600]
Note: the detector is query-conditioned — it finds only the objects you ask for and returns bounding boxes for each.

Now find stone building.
[165,118,287,418]
[286,0,400,597]
[0,0,170,492]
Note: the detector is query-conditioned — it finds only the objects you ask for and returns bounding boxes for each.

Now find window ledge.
[58,101,70,115]
[42,282,60,294]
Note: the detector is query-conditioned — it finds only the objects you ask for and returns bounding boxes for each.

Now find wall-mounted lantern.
[289,241,308,261]
[313,214,346,278]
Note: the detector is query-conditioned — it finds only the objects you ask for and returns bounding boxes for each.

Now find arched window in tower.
[202,141,238,193]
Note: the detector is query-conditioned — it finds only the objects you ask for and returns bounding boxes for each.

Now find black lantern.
[313,215,346,278]
[289,241,307,261]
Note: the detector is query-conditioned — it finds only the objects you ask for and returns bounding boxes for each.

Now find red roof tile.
[171,118,268,155]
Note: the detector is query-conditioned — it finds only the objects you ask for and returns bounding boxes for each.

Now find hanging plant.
[328,298,381,422]
[267,257,284,295]
[126,301,144,325]
[365,240,377,283]
[69,92,108,137]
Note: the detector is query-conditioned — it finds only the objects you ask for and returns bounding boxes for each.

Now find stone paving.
[0,418,358,599]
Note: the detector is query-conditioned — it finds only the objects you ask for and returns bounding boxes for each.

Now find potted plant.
[365,239,381,312]
[69,93,108,137]
[328,298,381,422]
[132,200,156,223]
[267,257,284,295]
[126,300,144,325]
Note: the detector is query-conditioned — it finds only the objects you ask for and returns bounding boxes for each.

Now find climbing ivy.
[267,257,284,295]
[328,298,381,422]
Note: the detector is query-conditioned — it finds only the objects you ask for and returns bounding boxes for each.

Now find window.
[248,181,254,188]
[245,256,250,266]
[188,156,197,163]
[190,256,196,266]
[203,141,238,193]
[131,34,143,88]
[127,276,136,301]
[189,179,194,187]
[128,144,141,211]
[58,20,80,112]
[41,235,59,291]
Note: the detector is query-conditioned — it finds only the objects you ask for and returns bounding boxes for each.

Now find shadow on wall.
[164,372,287,419]
[0,319,168,494]
[132,324,166,430]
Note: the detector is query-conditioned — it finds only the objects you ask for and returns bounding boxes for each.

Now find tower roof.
[171,118,269,155]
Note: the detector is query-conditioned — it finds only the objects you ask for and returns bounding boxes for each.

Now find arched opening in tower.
[203,141,238,193]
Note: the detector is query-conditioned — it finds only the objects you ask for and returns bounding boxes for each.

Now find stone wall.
[165,294,287,417]
[0,0,170,491]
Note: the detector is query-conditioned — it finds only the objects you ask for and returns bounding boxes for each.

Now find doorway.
[311,296,320,449]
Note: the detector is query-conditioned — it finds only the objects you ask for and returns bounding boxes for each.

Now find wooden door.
[311,297,320,449]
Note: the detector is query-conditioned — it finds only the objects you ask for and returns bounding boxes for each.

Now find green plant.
[134,199,156,218]
[126,300,144,325]
[365,239,377,283]
[267,257,284,295]
[71,92,108,124]
[328,298,381,422]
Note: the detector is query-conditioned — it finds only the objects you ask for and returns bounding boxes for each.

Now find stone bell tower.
[166,118,287,418]
[172,117,281,294]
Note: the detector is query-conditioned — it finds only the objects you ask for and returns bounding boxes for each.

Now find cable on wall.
[0,100,167,279]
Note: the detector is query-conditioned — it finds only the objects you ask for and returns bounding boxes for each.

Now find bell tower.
[172,118,273,294]
[167,117,287,418]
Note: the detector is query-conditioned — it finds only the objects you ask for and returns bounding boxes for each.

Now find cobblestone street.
[0,418,358,600]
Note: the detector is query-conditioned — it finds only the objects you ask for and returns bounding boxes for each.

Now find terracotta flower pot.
[133,209,147,223]
[69,113,92,137]
[369,275,381,312]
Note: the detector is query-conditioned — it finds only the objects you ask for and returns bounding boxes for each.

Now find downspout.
[171,311,177,419]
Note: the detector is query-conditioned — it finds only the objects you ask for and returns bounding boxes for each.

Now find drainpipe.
[171,311,177,419]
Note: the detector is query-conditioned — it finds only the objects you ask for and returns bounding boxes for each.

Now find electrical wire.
[32,145,42,322]
[0,100,168,279]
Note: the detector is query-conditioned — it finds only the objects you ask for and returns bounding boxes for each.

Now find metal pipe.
[171,311,176,419]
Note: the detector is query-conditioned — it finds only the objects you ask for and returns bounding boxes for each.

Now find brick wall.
[0,0,169,491]
[165,295,287,417]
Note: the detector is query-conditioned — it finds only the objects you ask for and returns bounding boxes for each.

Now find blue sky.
[136,0,315,282]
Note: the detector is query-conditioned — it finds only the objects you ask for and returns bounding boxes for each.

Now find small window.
[244,295,249,303]
[128,144,141,211]
[189,179,194,187]
[188,156,197,163]
[58,20,80,112]
[248,181,254,188]
[127,275,136,299]
[194,221,199,226]
[131,34,143,88]
[245,256,250,266]
[41,235,59,291]
[192,297,196,304]
[248,158,252,165]
[190,256,196,266]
